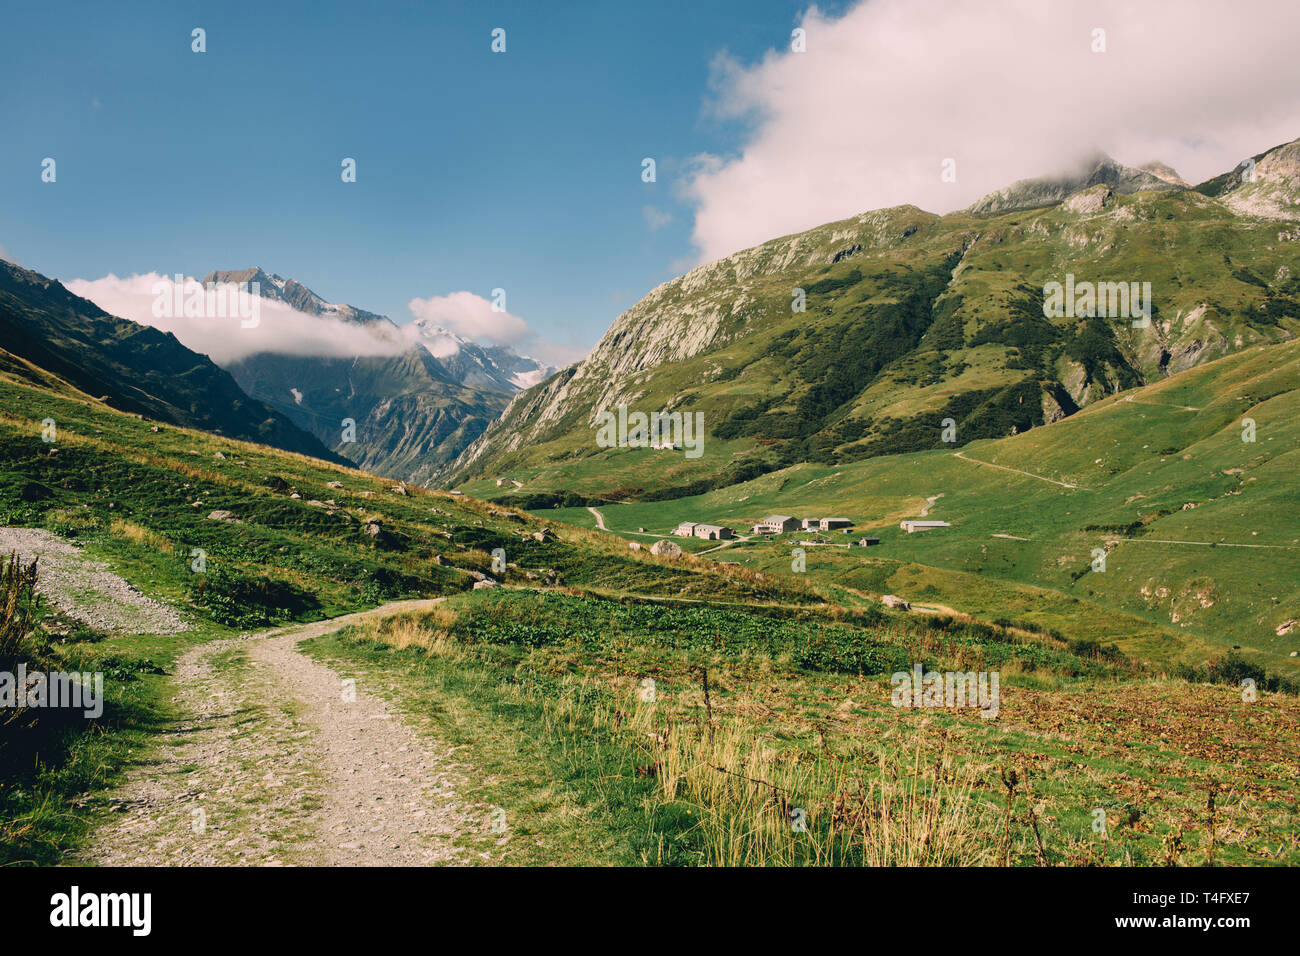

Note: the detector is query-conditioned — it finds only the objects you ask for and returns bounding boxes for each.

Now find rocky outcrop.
[1138,161,1191,188]
[1218,140,1300,220]
[967,154,1181,215]
[649,539,682,558]
[1063,184,1112,214]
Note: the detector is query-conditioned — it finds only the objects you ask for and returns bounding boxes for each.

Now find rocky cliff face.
[225,346,510,484]
[1216,141,1300,220]
[448,205,940,475]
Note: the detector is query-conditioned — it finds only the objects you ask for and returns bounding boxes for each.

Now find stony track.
[0,527,188,634]
[81,601,469,866]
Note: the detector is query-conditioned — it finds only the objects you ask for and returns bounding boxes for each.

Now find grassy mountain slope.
[447,140,1300,498]
[226,347,510,486]
[0,366,816,623]
[2,349,1297,867]
[525,338,1300,669]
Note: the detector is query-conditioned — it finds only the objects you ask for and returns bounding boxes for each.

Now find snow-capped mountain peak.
[201,267,394,329]
[205,268,554,394]
[402,316,554,393]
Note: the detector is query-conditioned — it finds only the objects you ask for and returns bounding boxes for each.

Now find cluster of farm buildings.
[753,515,853,533]
[672,513,951,543]
[676,514,874,543]
[673,521,735,541]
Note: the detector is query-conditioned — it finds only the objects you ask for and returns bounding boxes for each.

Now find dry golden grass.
[366,608,460,656]
[524,669,998,865]
[108,519,175,555]
[648,713,995,866]
[0,553,39,661]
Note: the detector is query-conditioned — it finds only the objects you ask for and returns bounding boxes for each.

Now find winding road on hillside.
[585,506,672,539]
[81,601,470,867]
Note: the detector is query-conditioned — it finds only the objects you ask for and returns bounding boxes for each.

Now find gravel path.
[0,527,188,634]
[81,601,469,866]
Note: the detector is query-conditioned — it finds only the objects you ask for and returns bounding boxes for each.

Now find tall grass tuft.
[643,711,996,866]
[525,668,999,866]
[0,552,40,665]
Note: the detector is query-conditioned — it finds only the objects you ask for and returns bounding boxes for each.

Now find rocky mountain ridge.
[445,138,1300,497]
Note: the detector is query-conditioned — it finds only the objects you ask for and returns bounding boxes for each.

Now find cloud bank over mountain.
[407,291,531,347]
[68,273,586,370]
[66,273,404,365]
[683,0,1300,262]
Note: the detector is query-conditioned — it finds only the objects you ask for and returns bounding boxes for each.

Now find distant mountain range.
[0,260,344,462]
[0,259,556,484]
[7,137,1298,498]
[203,268,554,484]
[446,137,1300,499]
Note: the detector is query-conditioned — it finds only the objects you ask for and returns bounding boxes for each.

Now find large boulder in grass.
[650,539,682,558]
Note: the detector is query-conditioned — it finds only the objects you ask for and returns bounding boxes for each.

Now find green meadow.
[1,342,1296,866]
[520,339,1300,670]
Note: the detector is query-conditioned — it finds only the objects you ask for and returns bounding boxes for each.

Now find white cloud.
[684,0,1300,263]
[66,272,403,365]
[406,291,531,346]
[405,290,588,368]
[642,205,674,230]
[66,273,588,372]
[524,336,591,370]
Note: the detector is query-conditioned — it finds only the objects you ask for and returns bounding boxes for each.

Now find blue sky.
[4,1,1296,366]
[0,0,838,361]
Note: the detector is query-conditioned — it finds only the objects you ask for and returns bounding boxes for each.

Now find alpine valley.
[2,136,1299,872]
[446,139,1300,667]
[207,267,554,485]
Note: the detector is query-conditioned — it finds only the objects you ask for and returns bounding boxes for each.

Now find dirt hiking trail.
[81,600,471,867]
